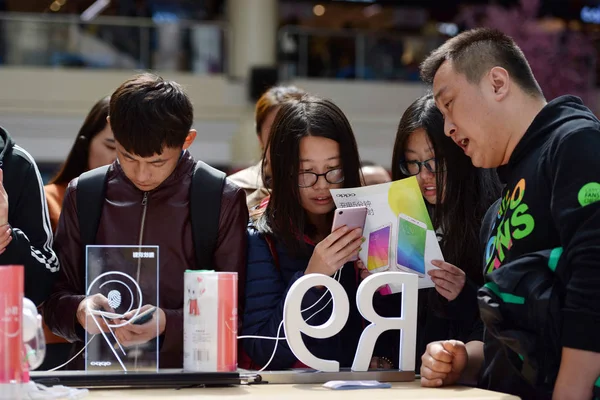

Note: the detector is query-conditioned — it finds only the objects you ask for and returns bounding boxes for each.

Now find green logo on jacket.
[578,182,600,207]
[485,178,535,274]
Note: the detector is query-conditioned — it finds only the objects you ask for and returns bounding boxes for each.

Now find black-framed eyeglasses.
[399,158,443,176]
[298,168,345,188]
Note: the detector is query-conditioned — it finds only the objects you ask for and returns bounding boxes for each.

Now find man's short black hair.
[109,73,194,157]
[420,28,543,98]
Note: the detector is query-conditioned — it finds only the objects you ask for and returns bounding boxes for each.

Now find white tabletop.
[82,380,520,399]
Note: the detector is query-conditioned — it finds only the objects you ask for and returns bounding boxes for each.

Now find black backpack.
[478,248,565,400]
[75,161,226,269]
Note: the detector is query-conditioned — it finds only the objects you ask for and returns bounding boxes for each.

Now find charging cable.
[237,267,343,371]
[3,338,95,400]
[47,335,96,372]
[13,335,99,399]
[18,381,89,400]
[237,269,339,341]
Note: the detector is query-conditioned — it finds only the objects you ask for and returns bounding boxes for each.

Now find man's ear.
[488,67,510,101]
[182,129,197,150]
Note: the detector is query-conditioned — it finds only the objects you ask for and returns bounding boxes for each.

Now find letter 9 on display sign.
[283,272,418,372]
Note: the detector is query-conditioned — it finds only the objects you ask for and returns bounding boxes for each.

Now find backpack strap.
[76,165,110,249]
[190,161,226,269]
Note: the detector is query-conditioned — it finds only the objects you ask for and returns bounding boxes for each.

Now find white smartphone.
[396,213,428,277]
[331,206,368,262]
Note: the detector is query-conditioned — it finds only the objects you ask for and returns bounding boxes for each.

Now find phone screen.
[367,225,391,271]
[396,216,427,275]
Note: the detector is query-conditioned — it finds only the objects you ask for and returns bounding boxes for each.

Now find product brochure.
[331,177,444,291]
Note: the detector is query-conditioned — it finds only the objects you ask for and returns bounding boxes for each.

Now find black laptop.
[30,369,241,389]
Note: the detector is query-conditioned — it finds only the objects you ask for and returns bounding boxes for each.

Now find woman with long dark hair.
[240,95,366,370]
[376,93,502,369]
[45,96,114,232]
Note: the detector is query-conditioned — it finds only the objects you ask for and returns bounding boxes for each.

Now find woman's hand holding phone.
[306,225,364,277]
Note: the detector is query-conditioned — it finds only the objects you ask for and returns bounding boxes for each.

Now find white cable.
[305,292,334,323]
[236,334,285,341]
[19,381,89,399]
[239,267,344,371]
[236,269,341,342]
[256,320,284,373]
[15,334,96,398]
[47,335,96,372]
[299,269,340,314]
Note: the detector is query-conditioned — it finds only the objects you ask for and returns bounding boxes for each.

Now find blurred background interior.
[0,0,597,180]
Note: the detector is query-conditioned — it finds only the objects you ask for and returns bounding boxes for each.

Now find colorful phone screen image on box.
[367,225,391,271]
[396,216,426,275]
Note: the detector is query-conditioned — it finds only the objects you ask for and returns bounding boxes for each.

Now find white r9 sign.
[283,271,418,372]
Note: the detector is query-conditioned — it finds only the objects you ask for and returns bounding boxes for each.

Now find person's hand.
[420,340,468,387]
[0,224,12,255]
[428,260,466,301]
[0,170,13,254]
[357,259,370,280]
[77,294,120,335]
[305,226,363,276]
[0,169,8,227]
[114,305,166,348]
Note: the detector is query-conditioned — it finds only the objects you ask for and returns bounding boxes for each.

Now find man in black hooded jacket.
[418,28,600,400]
[0,126,59,305]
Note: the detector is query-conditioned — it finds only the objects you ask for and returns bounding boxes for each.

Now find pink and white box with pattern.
[183,271,238,372]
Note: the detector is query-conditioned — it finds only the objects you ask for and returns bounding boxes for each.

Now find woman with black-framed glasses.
[240,94,375,371]
[371,93,502,372]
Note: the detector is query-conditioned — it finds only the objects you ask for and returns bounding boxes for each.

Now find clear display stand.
[85,245,159,372]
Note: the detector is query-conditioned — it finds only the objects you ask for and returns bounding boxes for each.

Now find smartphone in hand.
[331,206,368,262]
[129,307,157,325]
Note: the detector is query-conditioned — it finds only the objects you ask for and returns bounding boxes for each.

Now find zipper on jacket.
[136,192,149,278]
[134,191,149,370]
[139,191,149,246]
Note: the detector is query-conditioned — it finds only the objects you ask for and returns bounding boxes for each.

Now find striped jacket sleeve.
[0,145,59,305]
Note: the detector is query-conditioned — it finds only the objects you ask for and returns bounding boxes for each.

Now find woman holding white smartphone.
[368,93,502,372]
[239,95,369,370]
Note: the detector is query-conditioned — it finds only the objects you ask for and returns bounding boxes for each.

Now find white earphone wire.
[238,267,344,371]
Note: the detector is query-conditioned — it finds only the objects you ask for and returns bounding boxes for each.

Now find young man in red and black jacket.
[43,74,248,369]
